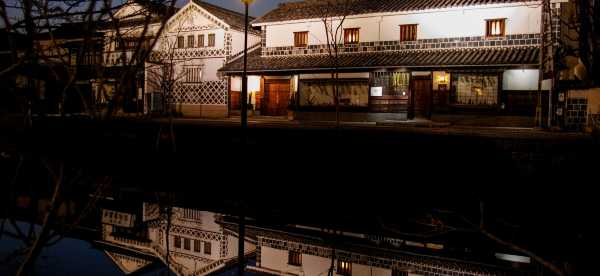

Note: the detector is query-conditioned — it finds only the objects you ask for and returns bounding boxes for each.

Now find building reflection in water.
[97,203,531,276]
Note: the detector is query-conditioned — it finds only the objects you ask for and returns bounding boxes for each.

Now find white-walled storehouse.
[99,205,256,276]
[221,0,569,121]
[97,0,174,113]
[145,0,260,118]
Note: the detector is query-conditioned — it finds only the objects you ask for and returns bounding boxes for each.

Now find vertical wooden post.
[238,214,245,276]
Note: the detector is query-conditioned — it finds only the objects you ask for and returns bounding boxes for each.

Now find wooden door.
[412,78,432,118]
[263,80,290,116]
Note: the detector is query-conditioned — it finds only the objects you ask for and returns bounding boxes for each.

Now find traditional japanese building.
[221,0,568,122]
[144,0,260,118]
[98,0,176,114]
[97,203,255,276]
[229,221,535,276]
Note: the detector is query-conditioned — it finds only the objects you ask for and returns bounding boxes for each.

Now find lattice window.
[184,67,202,83]
[204,241,212,255]
[344,28,360,44]
[294,32,308,47]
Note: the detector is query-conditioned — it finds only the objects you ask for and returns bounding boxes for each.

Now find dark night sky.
[196,0,297,17]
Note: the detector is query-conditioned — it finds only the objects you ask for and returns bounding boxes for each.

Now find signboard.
[370,86,383,97]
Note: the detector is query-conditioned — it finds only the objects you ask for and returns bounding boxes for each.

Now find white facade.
[101,206,256,276]
[145,0,260,117]
[258,2,543,48]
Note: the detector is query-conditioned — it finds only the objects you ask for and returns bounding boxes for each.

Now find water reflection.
[98,203,530,276]
[99,204,255,275]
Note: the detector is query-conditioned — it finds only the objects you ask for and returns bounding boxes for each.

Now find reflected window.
[337,260,352,276]
[187,35,195,48]
[184,238,191,250]
[204,241,212,255]
[194,240,202,252]
[174,236,181,248]
[288,251,302,266]
[392,269,409,276]
[400,24,418,42]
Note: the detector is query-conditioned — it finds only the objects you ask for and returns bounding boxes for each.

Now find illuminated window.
[400,24,418,42]
[294,31,308,47]
[344,28,360,44]
[337,260,351,276]
[177,36,184,48]
[198,34,204,47]
[486,19,506,37]
[204,241,211,255]
[174,236,181,248]
[288,251,302,266]
[194,240,202,252]
[208,34,216,47]
[184,238,191,250]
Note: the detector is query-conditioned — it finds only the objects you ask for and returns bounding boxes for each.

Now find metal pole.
[238,215,245,276]
[241,3,249,130]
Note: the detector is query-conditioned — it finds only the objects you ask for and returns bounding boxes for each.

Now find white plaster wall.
[299,73,370,79]
[264,3,542,47]
[231,30,261,57]
[301,254,333,276]
[503,69,540,90]
[260,247,288,272]
[353,264,392,276]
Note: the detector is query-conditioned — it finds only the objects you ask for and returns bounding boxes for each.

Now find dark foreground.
[1,116,597,274]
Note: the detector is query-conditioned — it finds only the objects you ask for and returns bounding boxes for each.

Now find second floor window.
[294,31,308,47]
[344,28,360,44]
[400,24,418,42]
[486,19,506,37]
[204,241,212,255]
[187,35,195,48]
[183,238,191,250]
[288,251,302,266]
[337,260,352,276]
[198,34,205,47]
[177,36,184,48]
[194,240,202,252]
[174,236,181,248]
[208,34,216,47]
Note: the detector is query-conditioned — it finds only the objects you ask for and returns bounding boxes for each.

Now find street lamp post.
[241,0,254,131]
[238,4,253,276]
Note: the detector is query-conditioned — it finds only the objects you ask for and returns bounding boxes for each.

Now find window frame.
[187,35,195,48]
[288,251,302,266]
[294,31,309,47]
[194,240,202,253]
[343,28,360,45]
[204,241,212,255]
[485,18,506,38]
[208,33,216,47]
[399,24,418,42]
[183,238,191,250]
[198,34,205,47]
[337,260,352,276]
[177,36,184,48]
[174,236,182,248]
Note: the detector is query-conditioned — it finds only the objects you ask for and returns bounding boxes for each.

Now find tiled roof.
[220,46,540,73]
[192,0,255,33]
[253,0,533,24]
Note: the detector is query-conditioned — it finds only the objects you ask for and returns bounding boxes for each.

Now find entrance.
[411,77,433,118]
[263,80,290,116]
